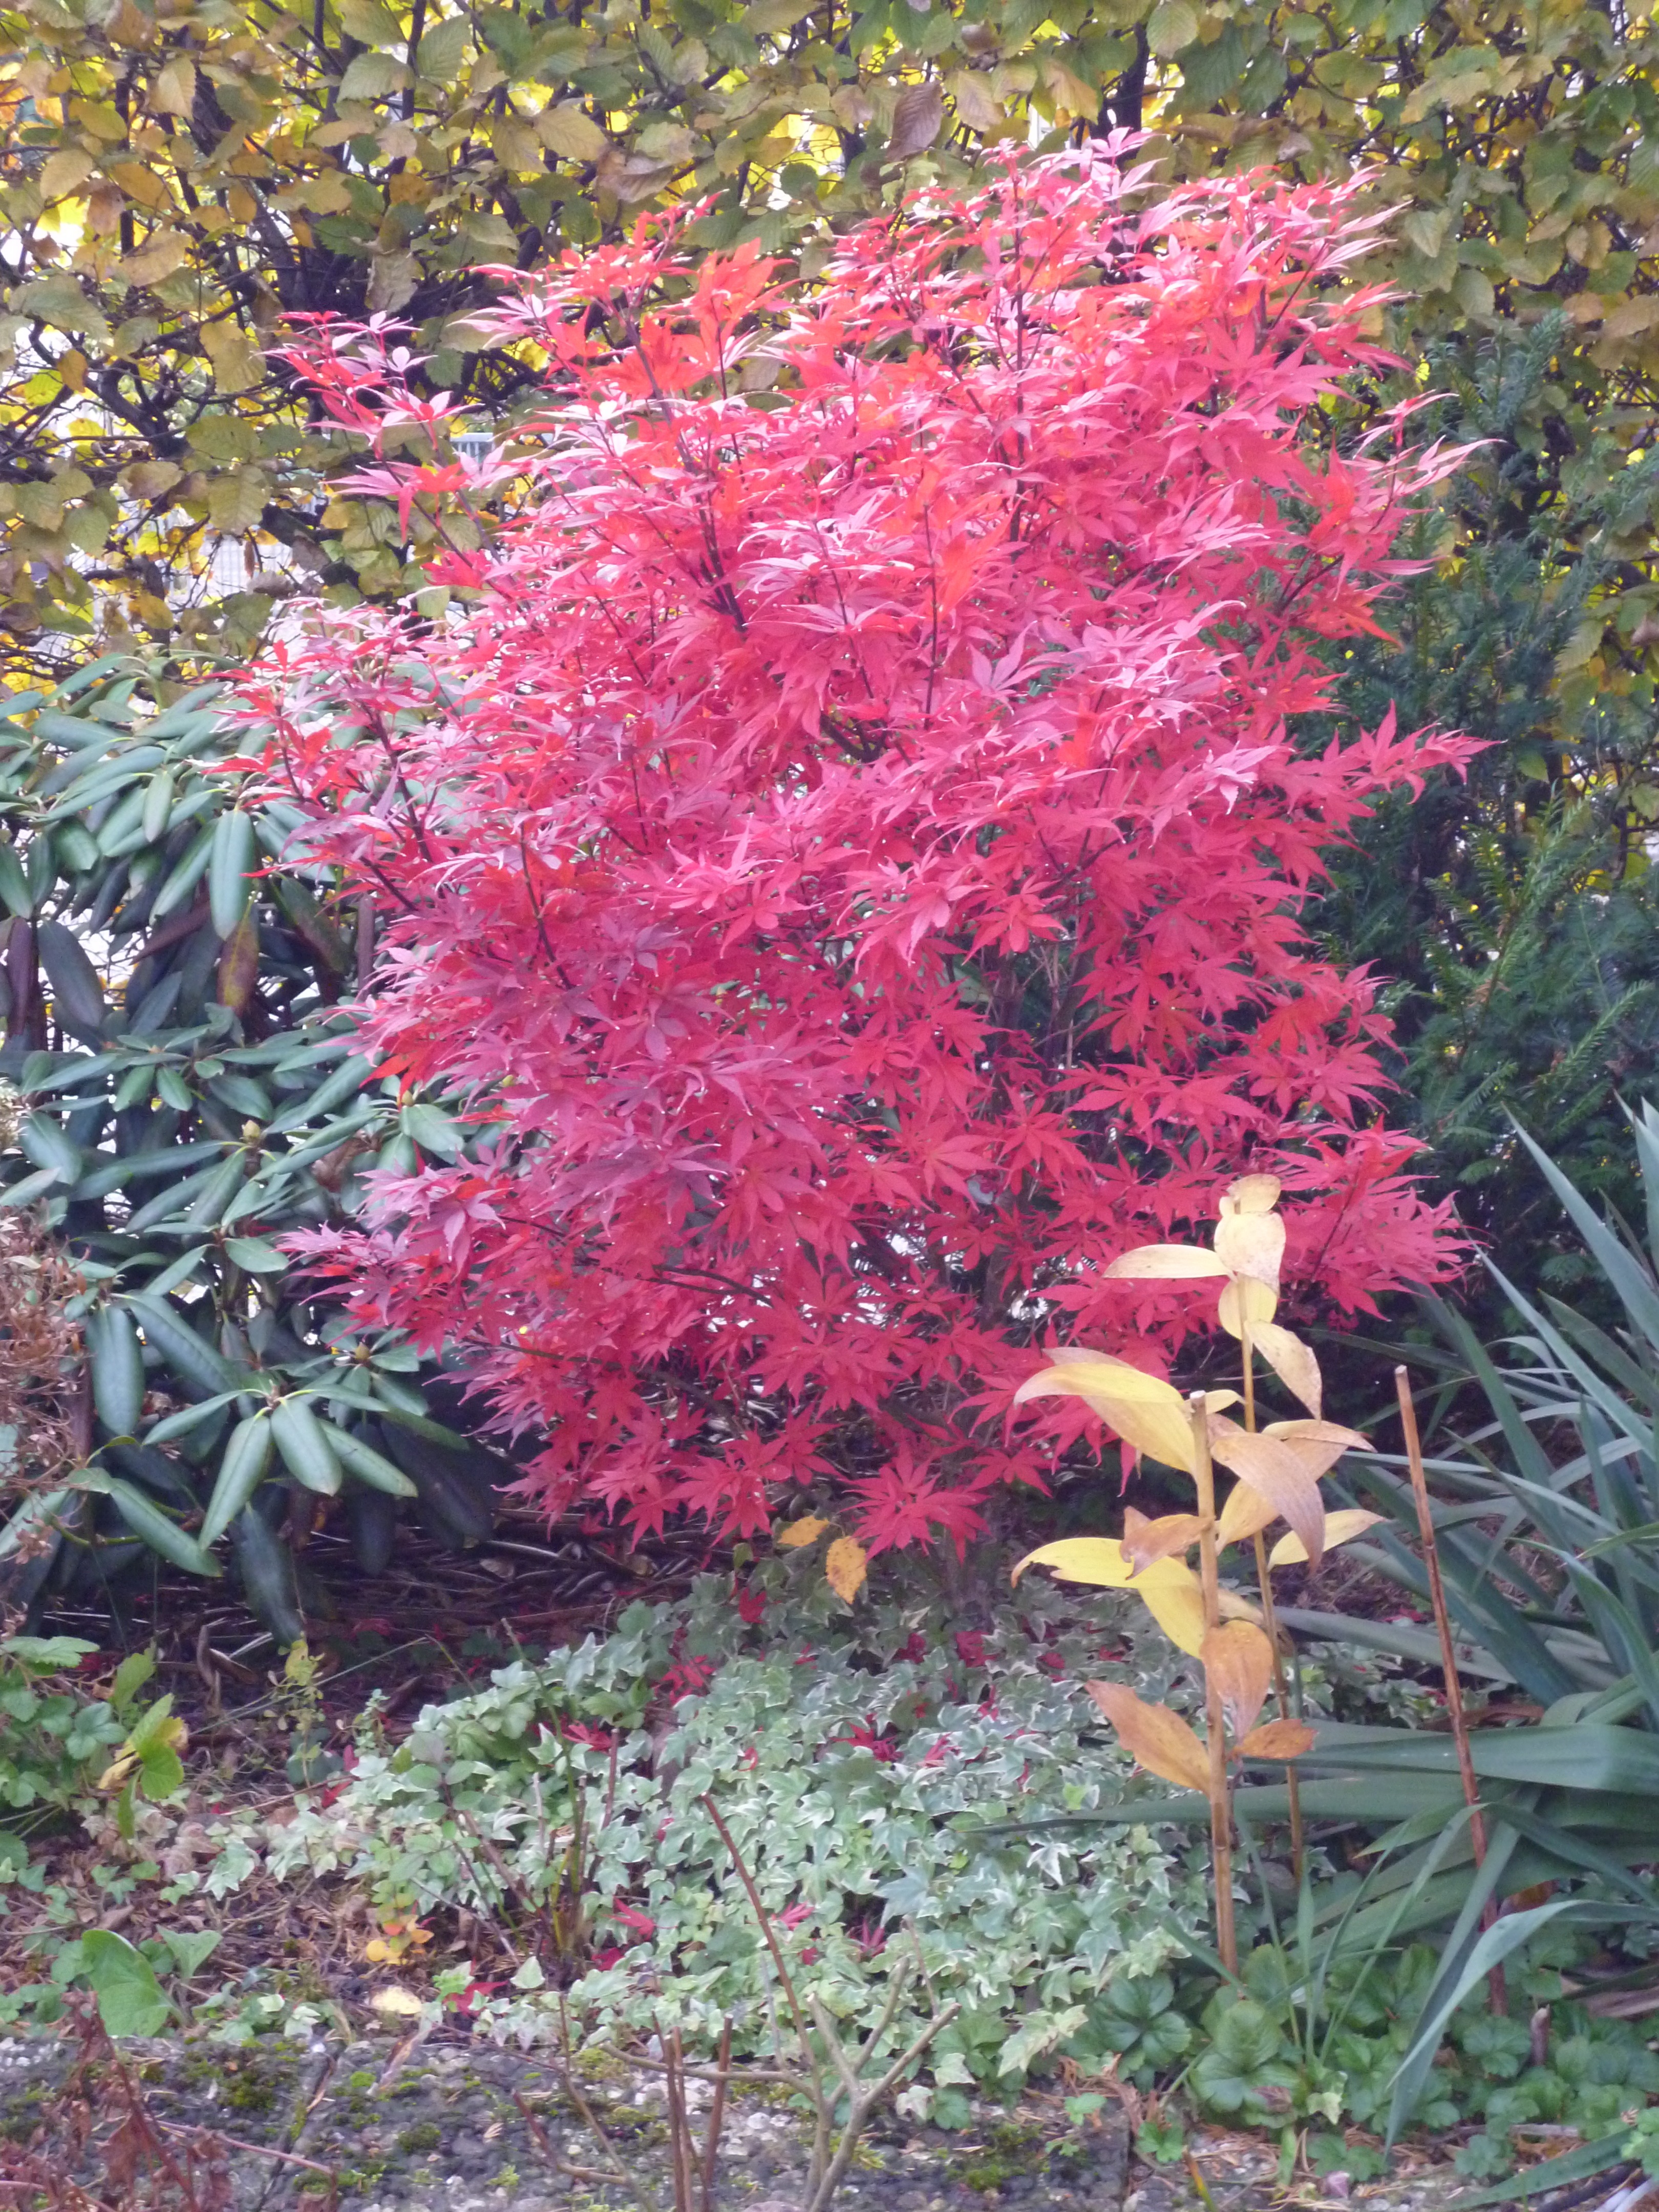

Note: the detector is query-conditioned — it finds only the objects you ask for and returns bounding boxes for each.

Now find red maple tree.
[243,148,1475,1553]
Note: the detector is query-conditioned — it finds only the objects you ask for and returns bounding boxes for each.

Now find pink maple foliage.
[241,147,1475,1554]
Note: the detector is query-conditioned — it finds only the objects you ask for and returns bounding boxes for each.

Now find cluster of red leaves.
[242,148,1476,1555]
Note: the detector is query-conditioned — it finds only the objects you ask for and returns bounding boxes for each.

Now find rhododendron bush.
[243,151,1475,1555]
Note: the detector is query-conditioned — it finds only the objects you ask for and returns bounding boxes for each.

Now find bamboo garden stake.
[1189,1390,1237,1973]
[1240,1318,1305,1882]
[1395,1366,1504,2011]
[1394,1367,1486,1863]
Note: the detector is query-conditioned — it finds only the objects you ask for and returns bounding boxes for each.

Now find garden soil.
[0,2029,1514,2212]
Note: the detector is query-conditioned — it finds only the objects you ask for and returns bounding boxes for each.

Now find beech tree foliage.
[2,0,1652,687]
[238,155,1473,1551]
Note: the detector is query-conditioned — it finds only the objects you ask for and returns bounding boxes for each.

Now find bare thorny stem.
[701,2019,733,2212]
[550,1994,666,2212]
[803,1987,963,2212]
[698,1793,830,2146]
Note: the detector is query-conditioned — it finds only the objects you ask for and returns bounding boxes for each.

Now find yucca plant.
[0,657,516,1643]
[1288,1113,1659,2118]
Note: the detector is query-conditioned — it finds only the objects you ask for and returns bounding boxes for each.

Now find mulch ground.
[1,2022,1528,2212]
[1,1516,1631,2212]
[0,2025,1135,2212]
[4,2020,1598,2212]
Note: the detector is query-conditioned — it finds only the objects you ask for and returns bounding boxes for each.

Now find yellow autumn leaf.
[1217,1587,1264,1627]
[1119,1507,1205,1573]
[945,68,1004,134]
[1213,1209,1285,1286]
[152,56,197,114]
[1014,1349,1195,1473]
[1268,1508,1384,1567]
[124,458,183,501]
[369,1986,424,2017]
[1102,1244,1229,1281]
[1218,1274,1278,1339]
[1261,1420,1368,1477]
[1086,1679,1209,1792]
[1208,1420,1326,1566]
[123,229,192,285]
[210,341,264,397]
[1200,1621,1275,1739]
[775,1515,828,1548]
[1012,1536,1135,1585]
[1601,295,1659,342]
[1220,1174,1282,1216]
[744,0,816,30]
[1250,1321,1322,1418]
[1237,1718,1317,1761]
[491,114,542,173]
[1138,1572,1209,1656]
[39,147,98,203]
[1012,1538,1208,1655]
[825,1534,867,1603]
[1216,1480,1278,1549]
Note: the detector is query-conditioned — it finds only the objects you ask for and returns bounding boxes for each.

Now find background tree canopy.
[2,0,1653,670]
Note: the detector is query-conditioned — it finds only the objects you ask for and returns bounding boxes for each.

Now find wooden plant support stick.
[1241,1322,1305,1882]
[699,2018,733,2212]
[661,2020,693,2212]
[1395,1365,1504,2011]
[1190,1390,1237,1974]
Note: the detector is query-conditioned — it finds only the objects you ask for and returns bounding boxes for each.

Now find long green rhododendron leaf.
[239,150,1476,1554]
